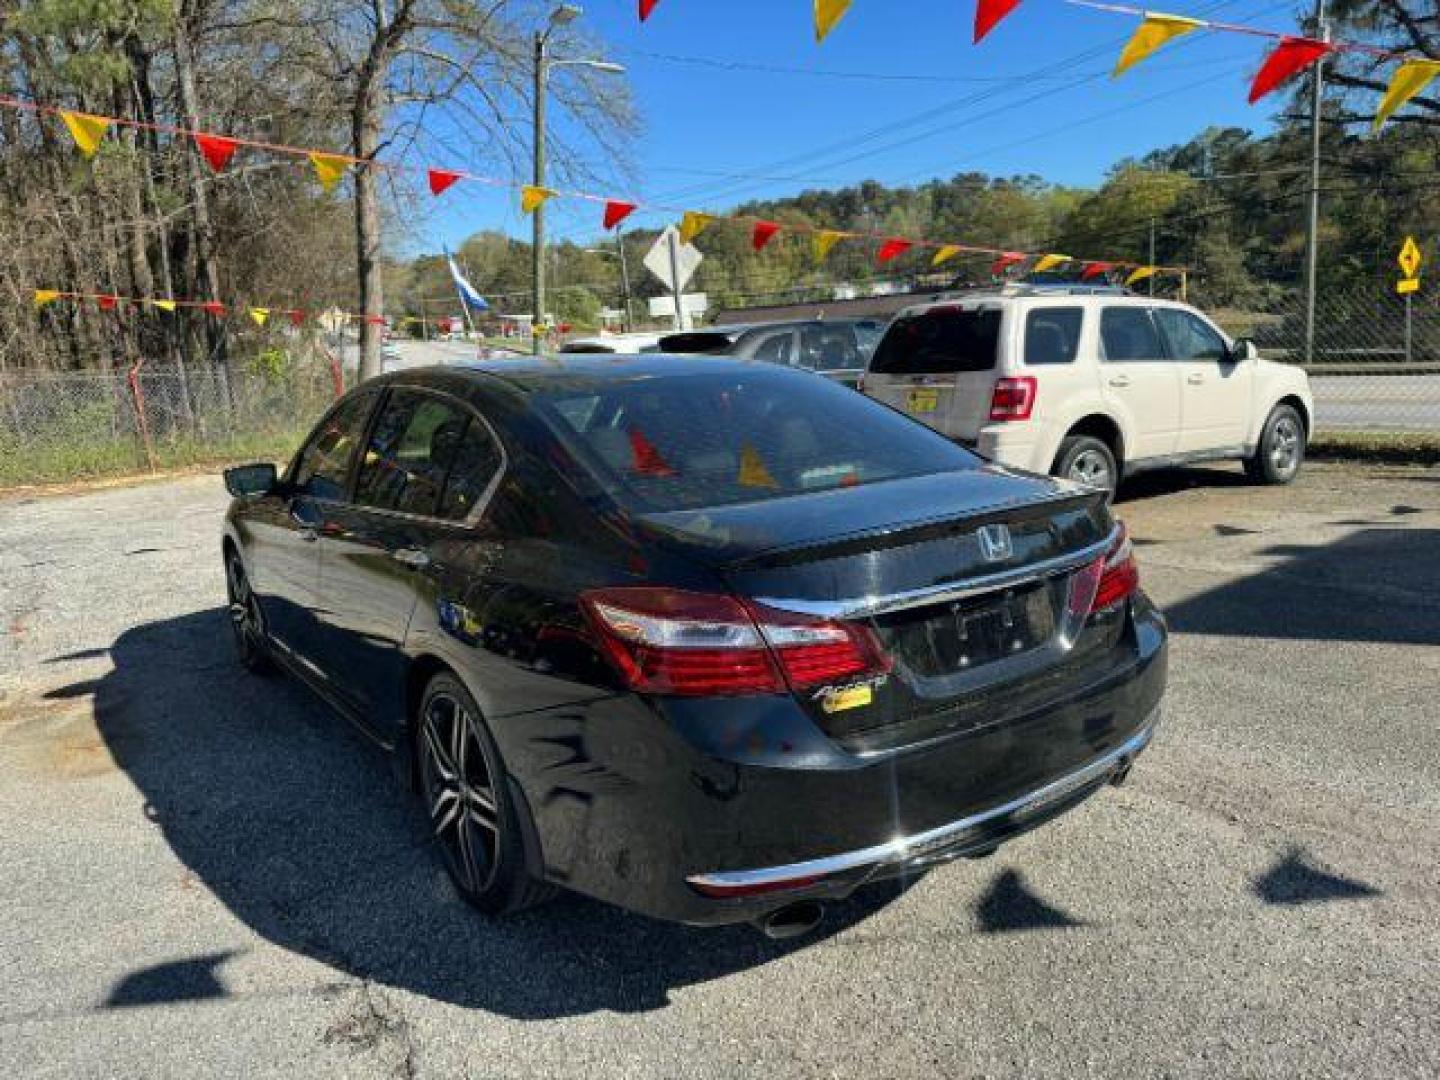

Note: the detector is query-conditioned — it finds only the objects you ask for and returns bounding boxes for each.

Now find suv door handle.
[391,548,431,571]
[1186,372,1206,385]
[1107,375,1131,388]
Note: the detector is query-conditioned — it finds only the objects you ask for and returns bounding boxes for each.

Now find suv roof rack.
[937,283,1133,298]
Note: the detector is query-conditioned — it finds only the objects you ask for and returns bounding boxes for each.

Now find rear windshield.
[869,307,1001,375]
[534,369,980,511]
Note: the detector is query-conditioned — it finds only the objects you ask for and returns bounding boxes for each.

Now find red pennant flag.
[752,220,781,252]
[877,238,912,263]
[603,200,638,230]
[365,314,386,326]
[195,133,239,173]
[97,295,118,311]
[288,309,306,327]
[1249,38,1333,104]
[628,427,676,476]
[202,301,226,317]
[991,251,1026,275]
[1080,261,1115,281]
[975,0,1023,43]
[639,0,660,21]
[427,169,462,196]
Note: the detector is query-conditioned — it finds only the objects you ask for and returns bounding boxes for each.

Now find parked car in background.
[558,332,663,355]
[659,318,886,387]
[221,356,1166,935]
[861,285,1313,496]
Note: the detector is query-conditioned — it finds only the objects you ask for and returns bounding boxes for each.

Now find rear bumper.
[503,601,1167,926]
[687,714,1156,899]
[974,423,1052,474]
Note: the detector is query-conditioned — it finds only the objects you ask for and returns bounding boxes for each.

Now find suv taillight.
[988,376,1037,421]
[580,587,891,696]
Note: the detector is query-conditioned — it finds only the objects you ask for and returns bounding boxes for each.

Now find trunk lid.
[638,466,1117,749]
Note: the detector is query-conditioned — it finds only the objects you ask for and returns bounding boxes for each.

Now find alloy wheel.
[419,692,501,896]
[226,557,264,662]
[1068,449,1114,492]
[1269,416,1301,477]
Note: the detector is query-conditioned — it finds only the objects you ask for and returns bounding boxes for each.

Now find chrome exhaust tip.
[754,900,825,940]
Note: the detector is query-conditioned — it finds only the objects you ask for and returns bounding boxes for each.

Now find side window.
[354,390,475,518]
[436,419,503,520]
[801,325,862,371]
[748,329,796,366]
[1099,307,1166,363]
[1024,308,1083,365]
[1154,308,1228,362]
[292,390,378,501]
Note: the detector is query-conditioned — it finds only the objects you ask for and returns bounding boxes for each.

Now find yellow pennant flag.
[1373,59,1440,131]
[249,307,270,327]
[815,0,854,42]
[521,185,557,214]
[151,299,177,313]
[1126,266,1158,287]
[33,289,61,308]
[60,111,112,159]
[1033,253,1071,273]
[680,211,714,244]
[813,230,845,261]
[932,244,963,268]
[1113,14,1203,78]
[309,152,349,193]
[737,444,779,490]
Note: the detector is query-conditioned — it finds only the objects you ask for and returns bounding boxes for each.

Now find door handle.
[1107,375,1131,388]
[1186,372,1206,385]
[391,548,432,571]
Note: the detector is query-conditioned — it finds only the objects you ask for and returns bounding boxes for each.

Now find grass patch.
[1310,430,1440,466]
[0,428,307,490]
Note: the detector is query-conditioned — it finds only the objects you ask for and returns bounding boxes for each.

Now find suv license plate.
[908,389,939,413]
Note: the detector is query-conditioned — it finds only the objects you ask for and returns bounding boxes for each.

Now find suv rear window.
[535,368,979,511]
[1024,308,1083,365]
[869,307,1000,375]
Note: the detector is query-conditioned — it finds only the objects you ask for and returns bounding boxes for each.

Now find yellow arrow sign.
[1398,236,1422,279]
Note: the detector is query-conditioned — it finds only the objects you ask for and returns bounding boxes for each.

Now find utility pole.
[531,29,547,355]
[1148,217,1157,298]
[667,229,685,331]
[1303,0,1328,365]
[616,227,634,332]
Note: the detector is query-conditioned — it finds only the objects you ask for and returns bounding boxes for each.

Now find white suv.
[861,286,1313,494]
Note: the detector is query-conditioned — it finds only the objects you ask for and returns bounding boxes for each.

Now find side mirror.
[224,462,278,498]
[1230,338,1260,363]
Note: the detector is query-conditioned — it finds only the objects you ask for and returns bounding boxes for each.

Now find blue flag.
[445,249,489,311]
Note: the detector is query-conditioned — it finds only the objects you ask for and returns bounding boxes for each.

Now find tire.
[1053,435,1119,499]
[225,551,276,675]
[415,672,551,915]
[1244,404,1305,485]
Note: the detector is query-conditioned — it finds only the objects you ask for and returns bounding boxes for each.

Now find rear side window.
[1100,307,1166,363]
[1024,308,1083,365]
[355,390,499,519]
[869,307,1000,375]
[746,328,797,366]
[535,369,980,511]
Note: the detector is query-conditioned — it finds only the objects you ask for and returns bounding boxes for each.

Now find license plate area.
[872,579,1058,679]
[907,388,939,414]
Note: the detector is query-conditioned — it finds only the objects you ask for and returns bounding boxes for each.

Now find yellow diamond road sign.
[1398,236,1422,279]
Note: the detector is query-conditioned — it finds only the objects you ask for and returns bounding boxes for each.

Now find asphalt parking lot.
[2,460,1437,1078]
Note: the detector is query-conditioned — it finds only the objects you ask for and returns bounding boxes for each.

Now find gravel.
[1,459,1437,1079]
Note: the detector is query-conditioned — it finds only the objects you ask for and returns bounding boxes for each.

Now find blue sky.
[412,0,1305,254]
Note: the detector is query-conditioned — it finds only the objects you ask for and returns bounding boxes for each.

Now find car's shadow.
[67,609,907,1018]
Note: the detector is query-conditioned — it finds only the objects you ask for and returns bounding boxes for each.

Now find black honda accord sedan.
[222,356,1166,933]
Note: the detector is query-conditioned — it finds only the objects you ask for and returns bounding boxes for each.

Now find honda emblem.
[977,524,1013,563]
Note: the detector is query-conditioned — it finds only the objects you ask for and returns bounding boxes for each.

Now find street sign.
[1397,278,1420,295]
[643,226,703,291]
[1397,236,1422,280]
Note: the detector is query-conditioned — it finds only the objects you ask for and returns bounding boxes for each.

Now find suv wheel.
[1245,404,1305,485]
[416,672,551,915]
[1054,435,1118,498]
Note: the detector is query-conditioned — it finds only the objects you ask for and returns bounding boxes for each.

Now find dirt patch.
[0,689,119,779]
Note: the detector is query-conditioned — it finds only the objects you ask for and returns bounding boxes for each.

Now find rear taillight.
[580,587,890,696]
[1068,524,1139,622]
[988,376,1037,421]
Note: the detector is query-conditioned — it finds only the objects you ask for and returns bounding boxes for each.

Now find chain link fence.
[0,357,341,488]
